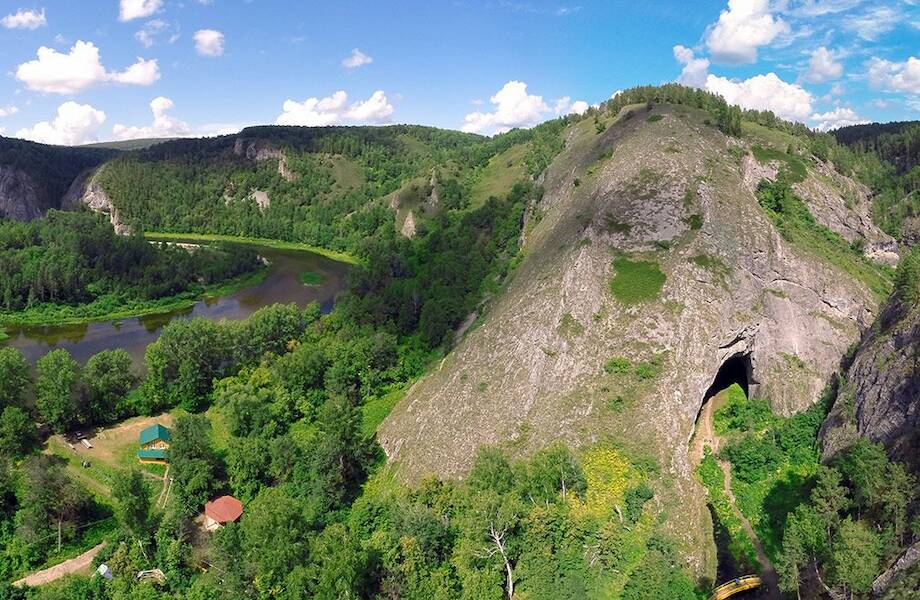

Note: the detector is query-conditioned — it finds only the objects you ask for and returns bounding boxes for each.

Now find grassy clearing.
[144,231,359,265]
[0,268,268,328]
[299,271,323,286]
[470,143,529,207]
[361,386,409,438]
[751,146,807,183]
[609,256,666,304]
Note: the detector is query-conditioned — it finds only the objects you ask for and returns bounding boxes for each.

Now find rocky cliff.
[62,167,132,235]
[379,105,891,576]
[821,254,920,473]
[0,136,114,221]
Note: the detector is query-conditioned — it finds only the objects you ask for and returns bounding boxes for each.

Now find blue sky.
[0,0,918,144]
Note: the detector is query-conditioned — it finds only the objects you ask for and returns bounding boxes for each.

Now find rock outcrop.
[820,289,920,473]
[0,165,44,220]
[64,168,132,235]
[379,106,886,576]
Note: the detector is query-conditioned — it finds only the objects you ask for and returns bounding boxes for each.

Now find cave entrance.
[702,353,753,404]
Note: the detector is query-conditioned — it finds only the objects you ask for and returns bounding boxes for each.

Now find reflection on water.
[5,245,351,365]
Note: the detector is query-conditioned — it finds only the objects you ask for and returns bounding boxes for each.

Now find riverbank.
[144,232,360,265]
[0,268,268,329]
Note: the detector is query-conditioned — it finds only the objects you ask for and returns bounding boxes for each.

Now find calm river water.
[3,244,351,365]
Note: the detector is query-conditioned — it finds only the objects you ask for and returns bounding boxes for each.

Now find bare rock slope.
[379,105,890,575]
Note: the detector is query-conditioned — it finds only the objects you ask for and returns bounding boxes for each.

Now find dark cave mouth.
[702,353,754,404]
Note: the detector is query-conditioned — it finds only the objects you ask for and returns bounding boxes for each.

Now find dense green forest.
[0,211,262,326]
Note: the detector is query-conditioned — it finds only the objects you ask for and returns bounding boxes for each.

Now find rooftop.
[139,423,171,445]
[204,495,244,524]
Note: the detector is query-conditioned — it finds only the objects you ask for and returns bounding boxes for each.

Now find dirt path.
[694,390,779,599]
[13,542,106,587]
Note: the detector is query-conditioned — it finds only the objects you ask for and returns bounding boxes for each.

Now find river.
[3,244,351,365]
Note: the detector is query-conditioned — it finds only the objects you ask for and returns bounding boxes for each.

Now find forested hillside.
[831,121,920,240]
[93,124,567,254]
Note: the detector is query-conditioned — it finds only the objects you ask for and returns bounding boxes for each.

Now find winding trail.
[694,390,779,599]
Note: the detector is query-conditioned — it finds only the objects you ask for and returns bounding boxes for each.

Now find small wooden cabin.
[203,495,244,531]
[137,423,171,465]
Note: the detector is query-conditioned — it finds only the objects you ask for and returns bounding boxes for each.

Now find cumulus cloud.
[461,81,550,134]
[119,0,162,22]
[673,45,711,88]
[194,29,224,57]
[705,0,789,64]
[276,90,395,126]
[867,56,920,95]
[705,72,814,121]
[342,48,373,69]
[810,107,869,131]
[112,96,191,140]
[2,8,46,29]
[16,101,106,145]
[554,96,589,116]
[15,41,160,94]
[804,47,843,83]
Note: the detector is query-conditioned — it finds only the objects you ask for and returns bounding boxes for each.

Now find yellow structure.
[137,423,171,465]
[709,575,762,600]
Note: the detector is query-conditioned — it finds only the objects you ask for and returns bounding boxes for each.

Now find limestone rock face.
[379,106,886,575]
[65,168,132,235]
[821,294,920,472]
[0,165,44,220]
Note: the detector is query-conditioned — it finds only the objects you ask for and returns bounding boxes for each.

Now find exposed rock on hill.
[63,168,132,235]
[0,137,113,221]
[821,282,920,473]
[379,105,890,575]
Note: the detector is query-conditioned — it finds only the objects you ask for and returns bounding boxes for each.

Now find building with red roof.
[203,495,244,531]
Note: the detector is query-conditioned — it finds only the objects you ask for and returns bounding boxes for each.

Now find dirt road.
[13,542,106,587]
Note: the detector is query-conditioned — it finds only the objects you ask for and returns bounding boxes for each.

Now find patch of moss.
[557,313,585,338]
[605,215,632,235]
[685,214,703,230]
[647,114,664,123]
[609,256,666,304]
[604,356,632,374]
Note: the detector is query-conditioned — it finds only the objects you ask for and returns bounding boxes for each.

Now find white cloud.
[554,96,589,116]
[787,0,863,17]
[16,101,106,145]
[1,8,46,29]
[705,0,789,64]
[135,19,169,48]
[804,47,843,83]
[705,72,814,121]
[842,6,900,41]
[810,107,869,131]
[276,90,395,126]
[112,96,191,140]
[345,90,394,122]
[0,106,19,118]
[194,29,224,57]
[119,0,162,22]
[673,45,711,88]
[342,48,373,69]
[461,81,549,134]
[867,56,920,95]
[15,41,160,94]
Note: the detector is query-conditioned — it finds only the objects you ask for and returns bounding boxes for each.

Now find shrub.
[604,357,631,374]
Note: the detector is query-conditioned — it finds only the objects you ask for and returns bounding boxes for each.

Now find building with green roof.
[138,423,171,464]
